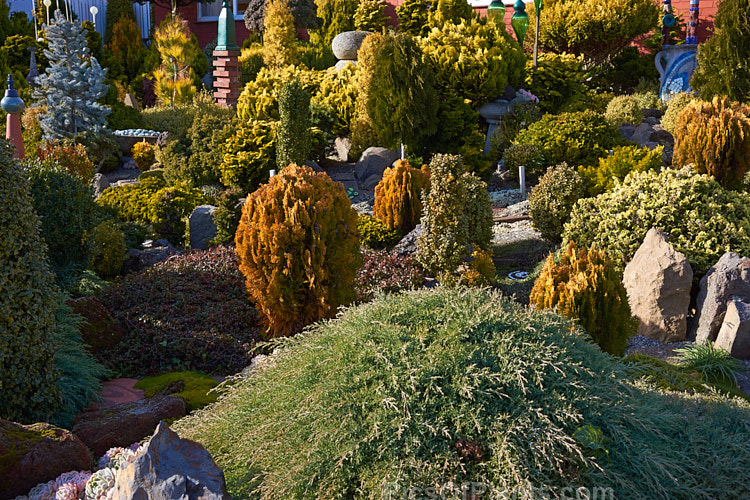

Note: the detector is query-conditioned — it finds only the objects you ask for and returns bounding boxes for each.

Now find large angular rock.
[189,205,217,250]
[631,123,659,146]
[393,224,423,257]
[0,420,94,498]
[623,228,693,341]
[331,30,371,60]
[354,147,399,183]
[693,252,750,344]
[93,173,109,198]
[714,300,750,359]
[73,396,186,458]
[112,421,229,499]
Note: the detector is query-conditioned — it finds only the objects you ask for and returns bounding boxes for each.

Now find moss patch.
[0,421,59,477]
[134,371,219,411]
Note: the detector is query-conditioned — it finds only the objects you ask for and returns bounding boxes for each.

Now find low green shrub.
[26,160,101,279]
[96,176,167,224]
[131,141,156,171]
[89,219,127,279]
[357,215,403,249]
[107,100,145,131]
[147,185,207,246]
[578,144,663,196]
[218,120,277,194]
[239,43,266,84]
[563,167,750,274]
[297,41,337,70]
[98,247,260,376]
[141,104,196,140]
[487,100,542,160]
[133,371,218,411]
[529,163,587,242]
[502,143,548,178]
[525,52,587,114]
[210,189,244,247]
[514,110,626,167]
[605,94,645,127]
[633,90,664,111]
[174,286,750,499]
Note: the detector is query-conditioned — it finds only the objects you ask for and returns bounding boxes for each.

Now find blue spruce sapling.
[34,10,110,140]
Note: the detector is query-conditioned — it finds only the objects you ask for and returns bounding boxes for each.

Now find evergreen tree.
[244,0,321,34]
[308,0,357,47]
[152,13,203,106]
[277,78,311,169]
[691,0,750,103]
[263,0,298,68]
[104,0,136,45]
[366,32,438,154]
[0,140,62,423]
[33,11,110,141]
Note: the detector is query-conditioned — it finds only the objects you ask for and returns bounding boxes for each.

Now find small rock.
[351,200,374,217]
[623,228,693,342]
[393,224,423,257]
[334,60,357,70]
[73,396,186,458]
[331,30,371,60]
[714,300,750,359]
[644,116,660,125]
[189,205,218,250]
[0,420,94,499]
[123,93,141,111]
[693,252,750,344]
[112,421,229,499]
[355,147,400,182]
[334,136,352,162]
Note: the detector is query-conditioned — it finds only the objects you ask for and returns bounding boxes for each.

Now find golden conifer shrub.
[530,242,636,356]
[673,96,750,189]
[374,159,430,234]
[235,164,362,338]
[262,0,298,69]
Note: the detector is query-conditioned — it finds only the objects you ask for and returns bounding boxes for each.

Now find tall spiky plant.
[33,10,110,141]
[152,14,200,106]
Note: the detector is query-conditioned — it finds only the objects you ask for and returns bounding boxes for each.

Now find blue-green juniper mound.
[175,287,750,499]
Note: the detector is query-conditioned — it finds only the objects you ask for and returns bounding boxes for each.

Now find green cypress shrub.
[0,140,62,423]
[308,0,357,47]
[366,31,438,154]
[529,162,587,242]
[396,0,431,36]
[104,0,136,45]
[277,79,311,170]
[691,0,750,103]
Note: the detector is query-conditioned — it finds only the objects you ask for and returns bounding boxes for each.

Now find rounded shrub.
[147,185,207,245]
[578,144,663,197]
[660,91,696,134]
[524,52,587,114]
[605,94,645,127]
[218,120,277,194]
[357,215,403,249]
[502,143,548,178]
[96,175,167,224]
[528,162,587,242]
[235,164,362,338]
[514,110,626,167]
[311,65,357,137]
[89,220,127,279]
[131,141,156,171]
[374,159,430,234]
[26,160,100,277]
[673,96,750,189]
[237,66,323,124]
[175,286,750,500]
[0,141,61,423]
[420,18,525,106]
[530,241,636,356]
[562,167,750,275]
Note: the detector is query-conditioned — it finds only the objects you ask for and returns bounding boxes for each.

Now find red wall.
[155,0,720,51]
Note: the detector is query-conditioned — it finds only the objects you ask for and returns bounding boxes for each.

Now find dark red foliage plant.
[355,248,426,303]
[98,246,260,376]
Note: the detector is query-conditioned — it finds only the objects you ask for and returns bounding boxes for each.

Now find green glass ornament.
[487,0,506,23]
[511,0,530,45]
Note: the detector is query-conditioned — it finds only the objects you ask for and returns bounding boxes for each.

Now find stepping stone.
[328,171,357,182]
[90,378,145,410]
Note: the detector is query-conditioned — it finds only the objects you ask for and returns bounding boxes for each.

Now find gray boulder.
[334,60,357,70]
[123,239,180,274]
[113,421,229,499]
[354,147,400,182]
[331,30,371,60]
[93,173,109,198]
[693,252,750,344]
[393,224,423,257]
[189,205,217,250]
[714,300,750,359]
[623,228,693,342]
[631,123,658,146]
